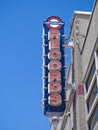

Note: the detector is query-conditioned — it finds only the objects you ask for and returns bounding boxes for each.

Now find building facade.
[49,0,98,130]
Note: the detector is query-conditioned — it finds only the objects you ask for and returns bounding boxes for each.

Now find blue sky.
[0,0,94,130]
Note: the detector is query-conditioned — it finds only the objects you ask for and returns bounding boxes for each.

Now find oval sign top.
[46,16,63,29]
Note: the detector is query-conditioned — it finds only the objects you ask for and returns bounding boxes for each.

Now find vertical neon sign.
[42,16,65,116]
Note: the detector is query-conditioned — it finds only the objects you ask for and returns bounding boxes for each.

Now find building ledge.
[74,11,92,15]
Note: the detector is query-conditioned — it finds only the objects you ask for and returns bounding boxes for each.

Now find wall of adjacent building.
[70,12,91,86]
[70,11,91,130]
[82,0,98,79]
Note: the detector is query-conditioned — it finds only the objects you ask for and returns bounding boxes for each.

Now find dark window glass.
[88,104,98,130]
[86,60,96,92]
[87,79,98,112]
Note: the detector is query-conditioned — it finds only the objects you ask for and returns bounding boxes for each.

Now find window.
[87,79,98,112]
[88,104,98,130]
[85,60,96,92]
